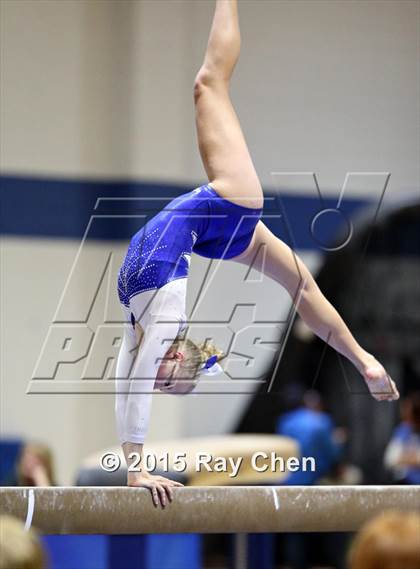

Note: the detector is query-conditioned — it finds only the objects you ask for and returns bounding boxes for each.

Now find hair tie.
[201,355,223,377]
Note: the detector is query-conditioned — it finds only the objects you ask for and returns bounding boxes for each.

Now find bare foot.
[362,358,399,401]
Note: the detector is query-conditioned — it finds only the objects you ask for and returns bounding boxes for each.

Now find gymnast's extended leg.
[233,221,399,401]
[194,0,263,210]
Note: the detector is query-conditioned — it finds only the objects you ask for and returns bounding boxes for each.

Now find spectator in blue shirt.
[276,386,344,485]
[275,386,348,569]
[384,391,420,484]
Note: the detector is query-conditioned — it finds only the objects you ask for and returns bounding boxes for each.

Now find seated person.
[0,515,46,569]
[348,510,420,569]
[5,442,56,486]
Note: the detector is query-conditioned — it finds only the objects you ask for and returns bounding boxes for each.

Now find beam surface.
[1,486,419,534]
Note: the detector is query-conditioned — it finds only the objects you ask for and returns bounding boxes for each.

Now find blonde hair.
[0,515,46,569]
[170,337,225,390]
[348,510,420,569]
[17,443,56,487]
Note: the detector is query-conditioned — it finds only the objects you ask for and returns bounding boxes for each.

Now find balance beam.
[1,486,418,534]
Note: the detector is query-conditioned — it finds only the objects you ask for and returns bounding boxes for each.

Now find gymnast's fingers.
[145,483,160,508]
[163,483,174,503]
[155,484,167,508]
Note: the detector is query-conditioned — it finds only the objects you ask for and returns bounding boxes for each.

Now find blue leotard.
[116,184,262,444]
[118,184,262,306]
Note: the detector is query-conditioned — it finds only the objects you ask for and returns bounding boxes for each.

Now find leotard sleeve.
[118,314,180,444]
[116,279,186,445]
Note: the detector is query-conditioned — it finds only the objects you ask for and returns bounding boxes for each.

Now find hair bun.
[197,341,225,364]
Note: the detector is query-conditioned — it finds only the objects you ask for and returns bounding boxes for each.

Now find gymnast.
[115,0,399,507]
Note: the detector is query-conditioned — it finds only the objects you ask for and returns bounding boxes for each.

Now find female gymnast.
[116,0,399,507]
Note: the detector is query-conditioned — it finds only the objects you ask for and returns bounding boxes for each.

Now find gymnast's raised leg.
[194,0,263,211]
[195,0,398,402]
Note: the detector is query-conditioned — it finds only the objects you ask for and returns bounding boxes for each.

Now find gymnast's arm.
[117,317,183,506]
[236,221,399,401]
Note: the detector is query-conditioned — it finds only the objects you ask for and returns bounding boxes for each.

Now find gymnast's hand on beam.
[128,471,184,508]
[361,356,400,402]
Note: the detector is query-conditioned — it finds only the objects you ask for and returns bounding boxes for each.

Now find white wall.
[1,0,418,484]
[2,0,418,192]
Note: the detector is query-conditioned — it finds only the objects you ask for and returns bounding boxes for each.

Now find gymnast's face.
[155,348,197,394]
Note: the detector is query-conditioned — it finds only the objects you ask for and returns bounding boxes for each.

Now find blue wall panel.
[0,175,370,250]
